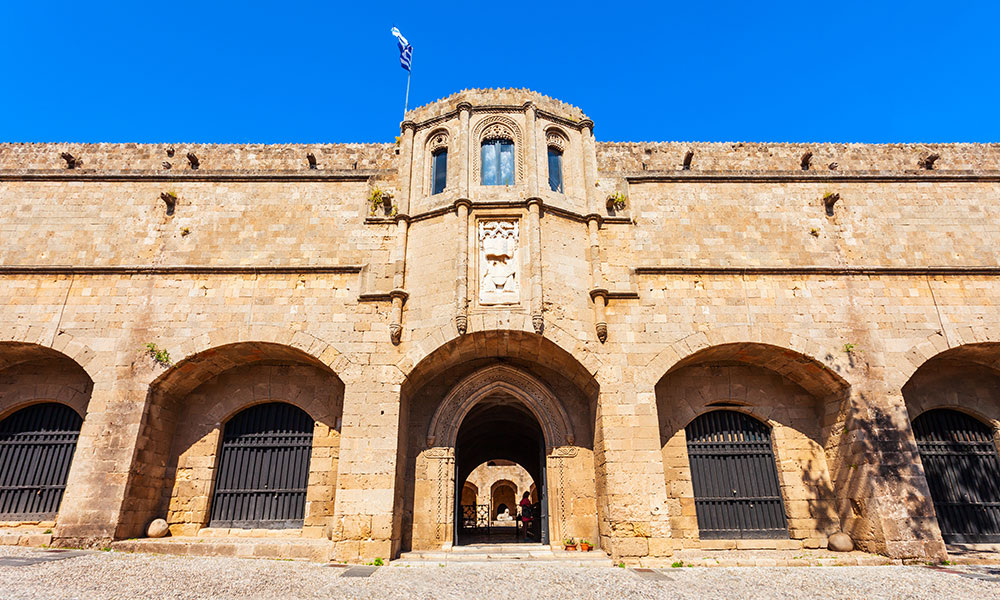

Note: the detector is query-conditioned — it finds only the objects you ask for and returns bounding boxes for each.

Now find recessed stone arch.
[654,340,850,549]
[472,115,524,184]
[427,364,573,450]
[0,342,94,527]
[397,329,601,553]
[119,340,346,540]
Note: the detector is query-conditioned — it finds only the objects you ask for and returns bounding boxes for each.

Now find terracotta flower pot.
[564,544,577,551]
[580,543,591,552]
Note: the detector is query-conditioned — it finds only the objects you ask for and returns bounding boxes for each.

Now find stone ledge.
[111,536,333,562]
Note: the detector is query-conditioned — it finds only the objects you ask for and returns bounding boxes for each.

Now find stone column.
[389,215,409,345]
[454,199,471,335]
[524,102,538,197]
[457,102,471,199]
[397,122,416,213]
[331,363,406,562]
[586,215,608,343]
[580,120,598,214]
[527,198,544,334]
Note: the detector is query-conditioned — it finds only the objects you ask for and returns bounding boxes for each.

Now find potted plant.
[563,537,577,551]
[579,539,592,552]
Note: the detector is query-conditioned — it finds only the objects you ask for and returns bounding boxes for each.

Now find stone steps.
[395,543,611,566]
[111,536,332,562]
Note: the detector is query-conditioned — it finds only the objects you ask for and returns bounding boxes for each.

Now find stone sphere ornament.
[828,531,854,552]
[146,518,169,538]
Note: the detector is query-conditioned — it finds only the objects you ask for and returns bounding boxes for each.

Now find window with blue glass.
[548,147,563,193]
[431,149,447,195]
[481,139,515,186]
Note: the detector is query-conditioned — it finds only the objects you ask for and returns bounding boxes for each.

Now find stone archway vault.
[426,364,574,449]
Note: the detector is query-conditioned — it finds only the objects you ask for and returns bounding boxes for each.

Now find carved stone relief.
[478,220,520,305]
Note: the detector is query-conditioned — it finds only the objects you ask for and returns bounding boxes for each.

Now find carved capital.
[596,322,608,343]
[526,197,543,210]
[454,198,472,212]
[455,313,468,335]
[585,213,604,228]
[389,289,409,302]
[532,313,544,334]
[589,288,609,301]
[578,118,595,132]
[456,102,473,114]
[389,323,402,345]
[400,120,417,133]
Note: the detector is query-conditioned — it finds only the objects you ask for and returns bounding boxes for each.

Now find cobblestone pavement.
[1,546,999,599]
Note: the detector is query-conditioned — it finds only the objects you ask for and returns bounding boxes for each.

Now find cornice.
[0,265,365,275]
[624,170,1000,183]
[634,266,1000,276]
[0,170,382,183]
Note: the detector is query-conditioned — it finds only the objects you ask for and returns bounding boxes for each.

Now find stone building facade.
[1,88,999,563]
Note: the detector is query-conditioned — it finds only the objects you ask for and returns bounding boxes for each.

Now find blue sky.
[2,1,997,144]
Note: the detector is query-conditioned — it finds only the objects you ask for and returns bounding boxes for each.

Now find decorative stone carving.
[427,364,573,450]
[427,129,449,152]
[596,322,608,343]
[532,313,544,334]
[455,313,468,335]
[478,220,520,305]
[472,115,524,184]
[545,129,567,152]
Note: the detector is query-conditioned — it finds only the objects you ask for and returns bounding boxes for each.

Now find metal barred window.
[913,409,1000,543]
[686,410,789,539]
[209,402,314,529]
[0,403,83,519]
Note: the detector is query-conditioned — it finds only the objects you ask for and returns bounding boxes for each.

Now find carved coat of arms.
[478,220,519,305]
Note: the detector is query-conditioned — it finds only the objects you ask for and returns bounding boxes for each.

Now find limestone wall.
[1,88,999,563]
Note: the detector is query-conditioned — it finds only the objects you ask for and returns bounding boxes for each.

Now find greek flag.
[391,27,412,72]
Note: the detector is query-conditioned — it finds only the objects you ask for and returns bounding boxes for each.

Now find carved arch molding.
[471,115,525,184]
[426,364,574,450]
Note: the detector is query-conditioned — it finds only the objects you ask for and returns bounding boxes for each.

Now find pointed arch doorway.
[454,398,548,544]
[423,364,578,549]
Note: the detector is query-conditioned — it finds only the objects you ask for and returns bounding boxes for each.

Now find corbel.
[388,288,409,345]
[454,198,472,334]
[526,197,544,334]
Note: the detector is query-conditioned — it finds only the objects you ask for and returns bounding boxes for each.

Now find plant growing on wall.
[607,192,627,211]
[144,343,172,367]
[368,187,397,217]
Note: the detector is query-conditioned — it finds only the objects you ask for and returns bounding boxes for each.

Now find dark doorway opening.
[454,398,547,545]
[0,403,83,519]
[686,410,789,539]
[913,409,1000,543]
[209,402,313,529]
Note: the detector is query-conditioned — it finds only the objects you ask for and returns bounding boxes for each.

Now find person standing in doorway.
[519,491,533,539]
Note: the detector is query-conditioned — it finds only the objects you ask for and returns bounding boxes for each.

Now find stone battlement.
[3,140,999,175]
[405,88,588,124]
[0,142,396,172]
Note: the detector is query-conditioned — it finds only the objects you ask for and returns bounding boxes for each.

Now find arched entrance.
[398,332,601,554]
[453,394,549,544]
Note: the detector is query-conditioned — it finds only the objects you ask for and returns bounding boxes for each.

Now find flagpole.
[403,69,411,121]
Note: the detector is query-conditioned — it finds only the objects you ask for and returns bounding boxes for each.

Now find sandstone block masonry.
[1,88,999,563]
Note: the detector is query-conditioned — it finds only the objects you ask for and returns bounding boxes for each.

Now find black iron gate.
[686,410,789,539]
[209,402,313,529]
[0,403,83,519]
[913,409,1000,543]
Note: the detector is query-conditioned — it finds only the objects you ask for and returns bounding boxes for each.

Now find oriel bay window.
[481,139,515,186]
[431,148,447,195]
